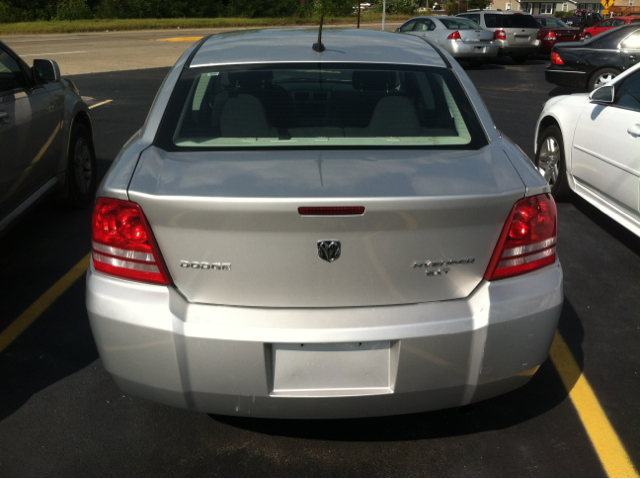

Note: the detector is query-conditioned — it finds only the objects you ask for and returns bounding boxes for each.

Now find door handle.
[628,124,640,137]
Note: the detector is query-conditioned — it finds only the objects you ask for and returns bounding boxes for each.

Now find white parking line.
[21,51,86,57]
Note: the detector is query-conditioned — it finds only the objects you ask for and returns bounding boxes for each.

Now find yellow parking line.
[157,37,203,42]
[89,100,112,109]
[550,331,639,478]
[0,253,91,354]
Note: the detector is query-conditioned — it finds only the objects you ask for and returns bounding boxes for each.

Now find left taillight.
[484,194,557,281]
[544,31,557,40]
[91,197,171,285]
[447,30,462,41]
[550,51,564,65]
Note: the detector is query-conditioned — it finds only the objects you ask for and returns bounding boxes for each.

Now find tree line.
[0,0,355,22]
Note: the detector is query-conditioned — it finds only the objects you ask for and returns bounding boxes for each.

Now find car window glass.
[501,15,539,29]
[157,64,489,151]
[621,30,640,49]
[0,47,26,94]
[440,18,481,29]
[464,14,481,25]
[599,19,613,27]
[613,19,627,27]
[415,20,433,31]
[615,71,640,111]
[541,17,570,28]
[484,14,502,28]
[399,20,417,32]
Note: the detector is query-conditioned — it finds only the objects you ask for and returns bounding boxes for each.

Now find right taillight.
[484,194,557,281]
[550,51,564,65]
[92,197,171,285]
[494,30,507,41]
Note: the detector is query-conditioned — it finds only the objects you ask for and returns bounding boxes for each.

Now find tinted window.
[599,19,613,27]
[0,47,26,93]
[612,19,627,27]
[501,15,539,28]
[440,18,481,29]
[615,70,640,112]
[484,14,502,28]
[537,17,572,28]
[156,63,488,151]
[462,13,481,25]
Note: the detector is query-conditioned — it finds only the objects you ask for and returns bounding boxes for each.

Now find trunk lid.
[128,146,525,308]
[459,29,495,43]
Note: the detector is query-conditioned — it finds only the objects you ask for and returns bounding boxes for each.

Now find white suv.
[457,9,541,63]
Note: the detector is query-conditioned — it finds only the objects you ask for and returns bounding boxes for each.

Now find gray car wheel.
[65,123,97,209]
[535,125,570,200]
[588,68,619,90]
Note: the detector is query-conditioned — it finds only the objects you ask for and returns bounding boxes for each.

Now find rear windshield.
[485,14,539,29]
[536,17,572,29]
[155,63,488,151]
[440,18,482,29]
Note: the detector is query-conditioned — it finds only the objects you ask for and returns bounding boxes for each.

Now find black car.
[560,11,603,30]
[545,24,640,90]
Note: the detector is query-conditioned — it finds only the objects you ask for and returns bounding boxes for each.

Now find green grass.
[0,14,412,35]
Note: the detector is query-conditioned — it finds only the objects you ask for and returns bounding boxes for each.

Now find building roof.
[189,28,447,68]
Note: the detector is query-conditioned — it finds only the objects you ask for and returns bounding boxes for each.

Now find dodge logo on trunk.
[318,240,341,262]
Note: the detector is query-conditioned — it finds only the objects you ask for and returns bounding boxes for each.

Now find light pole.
[382,0,386,30]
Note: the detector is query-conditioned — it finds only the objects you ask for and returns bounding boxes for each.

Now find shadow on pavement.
[213,298,585,441]
[569,194,640,257]
[548,85,589,97]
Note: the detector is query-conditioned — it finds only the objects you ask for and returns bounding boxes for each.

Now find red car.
[534,15,581,53]
[581,16,640,40]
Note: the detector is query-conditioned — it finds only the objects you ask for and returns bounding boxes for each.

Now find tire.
[588,68,619,90]
[511,56,528,65]
[584,33,592,40]
[65,123,97,209]
[535,125,571,200]
[465,59,484,69]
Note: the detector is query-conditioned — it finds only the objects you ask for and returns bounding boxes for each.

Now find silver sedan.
[0,40,96,235]
[396,16,499,67]
[86,28,562,419]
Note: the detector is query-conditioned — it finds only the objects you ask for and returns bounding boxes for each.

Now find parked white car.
[535,61,640,236]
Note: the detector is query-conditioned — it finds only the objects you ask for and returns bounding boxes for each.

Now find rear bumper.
[446,41,499,59]
[497,43,541,57]
[545,68,588,88]
[86,261,563,419]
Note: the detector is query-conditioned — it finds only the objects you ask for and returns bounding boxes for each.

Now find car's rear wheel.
[65,123,97,209]
[588,67,619,90]
[535,125,571,200]
[465,59,484,69]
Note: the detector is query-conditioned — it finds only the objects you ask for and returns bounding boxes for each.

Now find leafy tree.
[444,0,490,15]
[376,0,421,14]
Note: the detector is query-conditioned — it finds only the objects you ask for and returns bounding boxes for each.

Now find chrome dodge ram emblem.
[318,240,341,262]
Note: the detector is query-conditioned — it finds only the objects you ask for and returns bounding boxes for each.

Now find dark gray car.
[0,40,96,235]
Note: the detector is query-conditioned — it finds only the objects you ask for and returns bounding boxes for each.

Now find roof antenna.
[312,15,325,52]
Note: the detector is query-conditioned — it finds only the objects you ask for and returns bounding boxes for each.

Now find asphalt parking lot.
[0,46,638,476]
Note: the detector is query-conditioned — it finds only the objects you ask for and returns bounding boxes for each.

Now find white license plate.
[271,341,392,397]
[474,46,486,53]
[515,36,530,43]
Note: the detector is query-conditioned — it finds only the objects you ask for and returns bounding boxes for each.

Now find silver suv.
[457,9,541,63]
